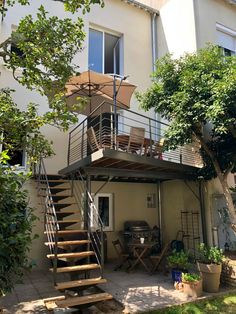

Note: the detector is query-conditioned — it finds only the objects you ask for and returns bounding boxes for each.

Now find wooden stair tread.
[45,240,90,246]
[41,193,71,196]
[52,202,77,205]
[44,229,87,234]
[47,251,94,259]
[50,263,100,273]
[40,179,69,183]
[39,186,70,189]
[57,220,80,223]
[56,292,112,307]
[55,277,107,290]
[56,210,81,215]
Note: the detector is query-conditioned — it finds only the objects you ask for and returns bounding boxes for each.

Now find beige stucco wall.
[161,180,201,244]
[194,0,236,49]
[25,180,50,269]
[91,181,159,260]
[157,0,197,58]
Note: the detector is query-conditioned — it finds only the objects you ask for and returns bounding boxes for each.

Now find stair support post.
[85,175,91,279]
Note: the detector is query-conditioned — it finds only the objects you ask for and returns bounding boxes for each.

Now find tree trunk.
[217,174,236,230]
[197,135,236,232]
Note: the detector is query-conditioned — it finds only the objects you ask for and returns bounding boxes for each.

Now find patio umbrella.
[65,70,137,116]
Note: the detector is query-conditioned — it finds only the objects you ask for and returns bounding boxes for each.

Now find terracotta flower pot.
[182,279,203,298]
[197,262,222,292]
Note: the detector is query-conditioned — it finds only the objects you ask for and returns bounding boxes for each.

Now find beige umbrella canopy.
[65,70,136,115]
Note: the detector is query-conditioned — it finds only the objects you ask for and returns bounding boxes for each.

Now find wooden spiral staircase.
[37,159,112,311]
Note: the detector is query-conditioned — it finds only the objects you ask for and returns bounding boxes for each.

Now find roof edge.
[120,0,159,14]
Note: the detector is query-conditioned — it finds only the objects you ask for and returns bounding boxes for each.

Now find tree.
[0,0,104,295]
[137,45,236,230]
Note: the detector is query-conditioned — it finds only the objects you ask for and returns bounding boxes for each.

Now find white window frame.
[90,193,114,232]
[216,23,236,55]
[88,25,124,76]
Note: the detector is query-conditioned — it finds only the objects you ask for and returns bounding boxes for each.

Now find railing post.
[67,132,71,166]
[180,147,183,164]
[81,122,85,159]
[149,118,153,157]
[85,175,91,278]
[99,112,102,148]
[100,222,104,277]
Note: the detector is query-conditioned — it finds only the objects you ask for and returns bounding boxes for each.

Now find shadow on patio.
[101,263,190,313]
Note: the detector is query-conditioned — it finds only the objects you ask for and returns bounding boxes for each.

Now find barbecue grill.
[123,220,159,252]
[123,220,160,253]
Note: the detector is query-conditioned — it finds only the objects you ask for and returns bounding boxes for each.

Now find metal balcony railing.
[67,102,203,168]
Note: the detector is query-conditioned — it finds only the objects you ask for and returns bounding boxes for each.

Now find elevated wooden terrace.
[59,103,203,182]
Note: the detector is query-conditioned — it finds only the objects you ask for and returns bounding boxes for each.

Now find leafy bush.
[198,243,224,265]
[167,250,189,270]
[182,273,201,282]
[0,153,37,296]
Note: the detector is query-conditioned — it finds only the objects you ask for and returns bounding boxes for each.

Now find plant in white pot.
[197,243,224,293]
[181,273,202,298]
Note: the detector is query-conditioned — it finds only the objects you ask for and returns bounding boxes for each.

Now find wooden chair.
[150,241,170,273]
[112,239,132,271]
[153,138,165,159]
[146,138,165,159]
[127,127,145,155]
[87,127,100,152]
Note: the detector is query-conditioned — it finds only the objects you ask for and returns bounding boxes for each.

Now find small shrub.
[182,273,201,282]
[198,243,224,265]
[0,154,37,296]
[167,250,189,270]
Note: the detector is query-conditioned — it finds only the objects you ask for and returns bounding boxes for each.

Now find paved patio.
[0,265,234,313]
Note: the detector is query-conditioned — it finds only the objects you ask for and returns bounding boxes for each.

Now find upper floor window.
[88,28,121,75]
[216,24,236,56]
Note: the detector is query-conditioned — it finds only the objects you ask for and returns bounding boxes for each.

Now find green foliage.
[167,250,189,270]
[198,243,224,265]
[7,5,85,94]
[0,88,54,163]
[182,272,201,282]
[0,152,37,296]
[137,45,236,179]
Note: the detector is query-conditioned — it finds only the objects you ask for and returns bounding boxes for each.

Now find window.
[10,24,25,58]
[216,24,236,56]
[1,133,26,168]
[90,193,113,232]
[89,28,121,75]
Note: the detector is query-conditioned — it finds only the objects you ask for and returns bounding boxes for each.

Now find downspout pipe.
[151,13,158,72]
[151,12,163,245]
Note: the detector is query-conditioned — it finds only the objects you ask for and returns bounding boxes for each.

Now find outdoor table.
[127,242,156,273]
[116,134,153,153]
[101,133,154,155]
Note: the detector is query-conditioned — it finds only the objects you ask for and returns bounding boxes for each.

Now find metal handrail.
[69,171,105,274]
[36,158,59,285]
[67,102,203,168]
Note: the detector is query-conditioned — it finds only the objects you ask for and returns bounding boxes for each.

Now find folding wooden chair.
[112,239,132,271]
[150,241,170,273]
[127,127,145,155]
[87,126,100,152]
[146,138,165,159]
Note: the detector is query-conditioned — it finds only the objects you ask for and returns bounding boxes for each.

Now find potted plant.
[181,273,202,298]
[197,243,224,292]
[167,250,189,282]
